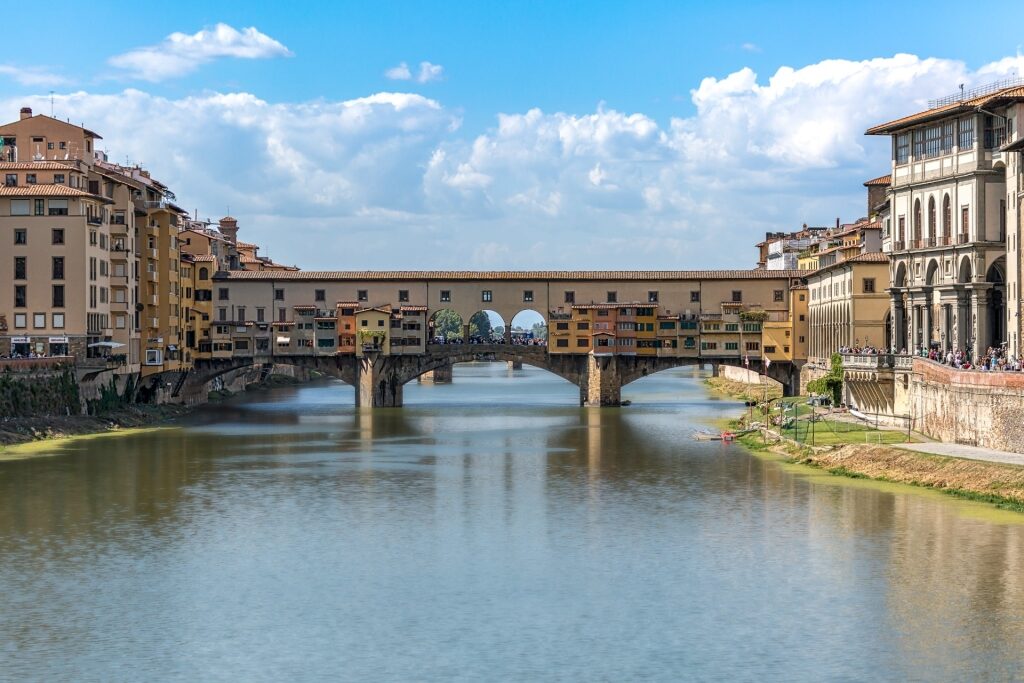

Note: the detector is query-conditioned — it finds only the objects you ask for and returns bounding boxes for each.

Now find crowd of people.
[430,335,547,347]
[840,343,1022,372]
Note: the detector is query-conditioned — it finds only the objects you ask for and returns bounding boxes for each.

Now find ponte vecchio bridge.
[177,269,807,407]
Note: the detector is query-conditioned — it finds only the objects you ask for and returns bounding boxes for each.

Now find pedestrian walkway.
[899,442,1024,467]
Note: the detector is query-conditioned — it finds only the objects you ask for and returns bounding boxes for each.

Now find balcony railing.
[841,353,895,369]
[87,216,102,226]
[984,127,1007,150]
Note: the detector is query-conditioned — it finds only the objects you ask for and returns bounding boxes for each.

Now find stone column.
[357,355,404,407]
[462,323,471,341]
[971,288,990,358]
[583,354,621,407]
[891,295,905,352]
[955,291,970,352]
[507,360,523,370]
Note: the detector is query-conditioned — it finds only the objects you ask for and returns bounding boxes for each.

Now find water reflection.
[0,364,1022,681]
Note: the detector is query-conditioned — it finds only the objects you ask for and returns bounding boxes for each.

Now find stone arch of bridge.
[393,347,583,388]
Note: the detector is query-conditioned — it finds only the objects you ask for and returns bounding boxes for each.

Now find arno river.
[2,364,1024,681]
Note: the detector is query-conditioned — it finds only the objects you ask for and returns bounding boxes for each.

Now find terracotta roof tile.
[863,174,891,186]
[0,184,103,198]
[216,270,807,282]
[867,85,1024,134]
[0,161,77,170]
[191,254,217,262]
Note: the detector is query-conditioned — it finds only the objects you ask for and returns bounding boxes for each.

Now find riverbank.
[704,376,782,402]
[0,404,191,450]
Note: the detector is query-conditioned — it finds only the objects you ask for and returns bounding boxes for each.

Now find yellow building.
[356,306,391,356]
[807,252,891,361]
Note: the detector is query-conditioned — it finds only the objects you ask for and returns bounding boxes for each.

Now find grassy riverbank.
[704,376,782,403]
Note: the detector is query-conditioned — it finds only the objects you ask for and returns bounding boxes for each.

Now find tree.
[469,311,494,339]
[431,309,463,340]
[530,322,548,340]
[807,352,843,405]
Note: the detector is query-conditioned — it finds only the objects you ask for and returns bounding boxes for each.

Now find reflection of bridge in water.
[186,343,797,407]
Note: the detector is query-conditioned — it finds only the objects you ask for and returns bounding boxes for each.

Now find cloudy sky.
[2,1,1023,270]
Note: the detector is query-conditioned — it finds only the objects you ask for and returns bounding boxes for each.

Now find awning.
[276,336,291,344]
[88,341,126,348]
[167,344,178,351]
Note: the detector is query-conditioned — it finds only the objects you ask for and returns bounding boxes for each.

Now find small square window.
[377,319,385,327]
[218,288,229,300]
[274,289,285,301]
[440,290,451,302]
[863,278,876,293]
[690,291,700,302]
[33,313,46,328]
[606,291,617,303]
[398,290,409,302]
[315,289,326,302]
[564,291,575,304]
[523,290,534,302]
[14,313,27,328]
[52,229,64,245]
[52,313,65,328]
[773,290,784,302]
[357,290,368,302]
[648,291,659,303]
[482,290,493,302]
[14,229,27,245]
[731,290,742,303]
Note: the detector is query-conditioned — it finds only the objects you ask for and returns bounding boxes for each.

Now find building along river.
[2,363,1024,681]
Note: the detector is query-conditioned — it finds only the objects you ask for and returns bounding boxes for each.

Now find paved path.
[899,442,1024,467]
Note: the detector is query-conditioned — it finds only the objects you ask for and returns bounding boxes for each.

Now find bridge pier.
[418,363,453,383]
[507,360,523,371]
[357,355,404,407]
[583,355,622,407]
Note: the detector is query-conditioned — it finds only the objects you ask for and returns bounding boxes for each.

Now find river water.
[2,364,1024,682]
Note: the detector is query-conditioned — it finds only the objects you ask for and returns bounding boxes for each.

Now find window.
[605,291,617,303]
[799,336,805,343]
[48,199,68,216]
[33,313,45,328]
[4,173,16,186]
[398,290,409,302]
[14,285,27,307]
[701,341,718,350]
[659,321,676,330]
[576,338,589,347]
[556,322,569,330]
[690,291,700,303]
[52,313,64,328]
[895,133,910,164]
[725,342,739,350]
[274,288,285,301]
[577,322,590,330]
[764,346,777,354]
[218,288,229,300]
[913,199,922,242]
[958,117,975,150]
[218,307,227,321]
[482,290,493,302]
[54,173,64,184]
[799,314,805,321]
[52,228,64,245]
[14,257,26,279]
[523,290,534,302]
[564,291,575,304]
[237,307,246,322]
[10,199,29,216]
[556,338,569,347]
[863,278,876,293]
[311,289,325,302]
[440,290,451,302]
[731,290,742,302]
[928,197,936,237]
[14,313,26,328]
[961,206,969,240]
[799,293,805,302]
[941,120,955,153]
[357,290,368,302]
[644,290,657,303]
[25,174,36,185]
[943,195,951,239]
[34,199,44,216]
[773,289,784,302]
[746,342,760,351]
[52,257,64,280]
[257,308,265,322]
[59,141,66,150]
[377,319,385,327]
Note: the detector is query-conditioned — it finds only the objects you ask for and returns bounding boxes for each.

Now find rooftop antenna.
[959,83,965,101]
[49,91,54,117]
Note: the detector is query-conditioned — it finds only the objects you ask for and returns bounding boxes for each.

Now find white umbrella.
[87,341,126,348]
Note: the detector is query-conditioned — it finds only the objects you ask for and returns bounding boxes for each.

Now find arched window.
[942,194,951,241]
[927,197,936,240]
[913,199,922,244]
[199,267,209,280]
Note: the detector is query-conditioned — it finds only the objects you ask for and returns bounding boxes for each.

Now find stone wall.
[799,362,829,395]
[911,360,1024,452]
[0,364,80,417]
[718,364,782,389]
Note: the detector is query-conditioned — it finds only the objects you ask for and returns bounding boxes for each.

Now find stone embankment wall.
[911,360,1024,452]
[718,365,783,390]
[799,362,828,395]
[0,364,80,417]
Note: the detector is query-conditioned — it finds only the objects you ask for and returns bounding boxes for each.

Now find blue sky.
[1,1,1023,269]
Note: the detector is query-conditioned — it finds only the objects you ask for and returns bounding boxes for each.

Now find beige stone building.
[867,80,1024,356]
[806,252,891,361]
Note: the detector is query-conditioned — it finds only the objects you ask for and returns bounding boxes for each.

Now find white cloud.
[385,60,444,83]
[8,53,1024,270]
[740,42,761,53]
[384,62,412,80]
[0,64,66,87]
[417,61,444,83]
[109,23,292,81]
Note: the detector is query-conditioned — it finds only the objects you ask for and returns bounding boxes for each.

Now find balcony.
[148,248,159,260]
[150,295,159,306]
[145,270,157,282]
[110,274,128,288]
[841,353,894,370]
[110,300,129,312]
[145,199,174,211]
[87,216,102,226]
[148,317,160,329]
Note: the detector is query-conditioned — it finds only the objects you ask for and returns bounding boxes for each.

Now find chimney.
[218,216,239,244]
[836,217,840,229]
[19,107,32,120]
